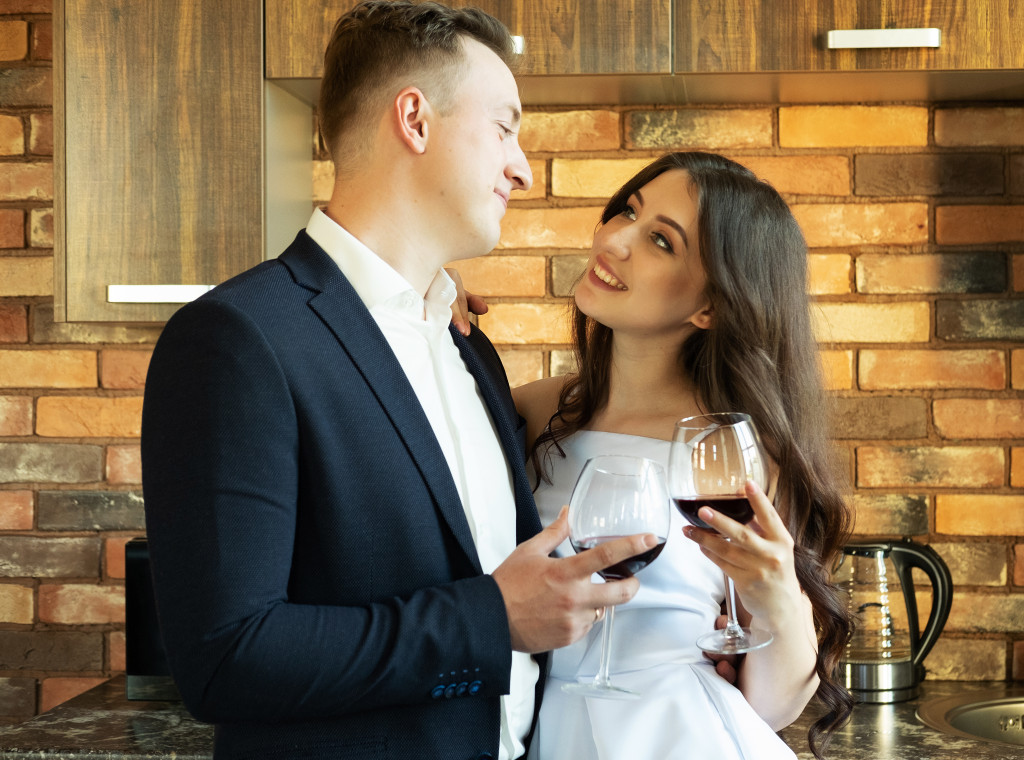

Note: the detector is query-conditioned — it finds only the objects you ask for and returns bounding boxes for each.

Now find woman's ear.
[690,303,714,330]
[393,86,430,154]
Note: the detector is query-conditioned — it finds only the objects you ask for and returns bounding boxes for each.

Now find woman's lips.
[592,261,627,290]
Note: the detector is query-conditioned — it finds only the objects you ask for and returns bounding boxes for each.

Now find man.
[141,2,654,758]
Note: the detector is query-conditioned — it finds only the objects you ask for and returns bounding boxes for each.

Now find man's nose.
[507,141,533,193]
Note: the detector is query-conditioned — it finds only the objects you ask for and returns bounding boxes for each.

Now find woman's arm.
[684,480,819,729]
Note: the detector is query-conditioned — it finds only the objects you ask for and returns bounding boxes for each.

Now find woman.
[513,152,853,759]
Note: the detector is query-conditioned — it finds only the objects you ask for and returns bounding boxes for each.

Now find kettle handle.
[889,540,953,671]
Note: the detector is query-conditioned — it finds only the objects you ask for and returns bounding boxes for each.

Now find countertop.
[1,676,1021,759]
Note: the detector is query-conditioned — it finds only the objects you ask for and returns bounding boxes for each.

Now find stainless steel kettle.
[832,539,952,703]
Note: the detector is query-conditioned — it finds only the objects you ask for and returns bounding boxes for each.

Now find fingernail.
[698,506,715,522]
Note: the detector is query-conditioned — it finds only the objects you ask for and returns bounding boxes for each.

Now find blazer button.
[444,683,457,699]
[430,685,445,699]
[455,681,469,697]
[468,680,482,695]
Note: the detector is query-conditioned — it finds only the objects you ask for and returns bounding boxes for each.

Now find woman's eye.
[652,232,672,252]
[622,204,637,220]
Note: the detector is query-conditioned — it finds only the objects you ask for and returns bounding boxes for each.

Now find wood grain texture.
[676,0,1024,72]
[266,0,672,78]
[57,0,263,322]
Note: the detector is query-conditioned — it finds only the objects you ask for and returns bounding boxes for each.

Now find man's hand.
[704,614,740,683]
[491,507,654,653]
[445,267,488,336]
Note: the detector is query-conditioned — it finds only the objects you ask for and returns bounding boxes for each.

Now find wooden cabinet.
[54,0,263,322]
[676,0,1024,73]
[266,0,672,78]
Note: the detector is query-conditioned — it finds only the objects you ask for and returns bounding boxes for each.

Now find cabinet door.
[677,0,1024,72]
[55,0,263,322]
[266,0,671,78]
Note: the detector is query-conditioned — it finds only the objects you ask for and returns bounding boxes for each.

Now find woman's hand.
[445,267,489,336]
[684,480,818,728]
[682,480,803,628]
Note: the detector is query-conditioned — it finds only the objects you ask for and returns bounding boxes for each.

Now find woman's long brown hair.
[530,152,854,758]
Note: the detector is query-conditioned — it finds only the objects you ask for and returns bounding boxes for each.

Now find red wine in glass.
[571,535,668,580]
[672,496,753,531]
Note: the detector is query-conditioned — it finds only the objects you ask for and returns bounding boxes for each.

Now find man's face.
[425,38,533,261]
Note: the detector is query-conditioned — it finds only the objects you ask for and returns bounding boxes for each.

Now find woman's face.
[574,169,711,340]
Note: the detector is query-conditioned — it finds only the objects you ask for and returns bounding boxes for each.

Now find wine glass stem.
[723,576,745,640]
[593,605,615,688]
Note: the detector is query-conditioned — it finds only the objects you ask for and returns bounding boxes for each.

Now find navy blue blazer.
[142,231,544,759]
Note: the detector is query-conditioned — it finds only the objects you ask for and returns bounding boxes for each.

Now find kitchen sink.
[917,685,1024,747]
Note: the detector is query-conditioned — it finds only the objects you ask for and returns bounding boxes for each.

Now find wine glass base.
[697,627,773,655]
[561,680,641,701]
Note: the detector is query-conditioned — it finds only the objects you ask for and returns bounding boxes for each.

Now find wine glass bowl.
[562,454,671,700]
[669,413,773,655]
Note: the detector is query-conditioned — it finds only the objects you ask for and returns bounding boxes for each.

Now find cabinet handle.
[107,284,215,303]
[827,28,941,49]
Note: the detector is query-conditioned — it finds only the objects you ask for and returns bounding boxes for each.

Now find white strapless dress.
[526,431,798,760]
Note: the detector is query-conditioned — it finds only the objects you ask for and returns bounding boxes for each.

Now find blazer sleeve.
[142,296,513,723]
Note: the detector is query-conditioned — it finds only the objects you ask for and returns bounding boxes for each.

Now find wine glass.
[668,413,773,655]
[562,454,672,700]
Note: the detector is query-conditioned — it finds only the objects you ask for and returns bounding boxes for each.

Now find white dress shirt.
[306,208,537,760]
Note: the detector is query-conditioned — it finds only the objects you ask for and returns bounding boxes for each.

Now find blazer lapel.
[280,235,483,573]
[452,327,543,544]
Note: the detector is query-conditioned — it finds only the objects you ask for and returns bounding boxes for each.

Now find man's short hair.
[318,0,516,170]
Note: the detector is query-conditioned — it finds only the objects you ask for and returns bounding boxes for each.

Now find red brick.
[1015,254,1024,292]
[0,20,29,62]
[1016,544,1024,586]
[0,303,27,342]
[521,110,619,153]
[738,155,851,196]
[0,113,23,155]
[0,583,32,624]
[100,349,152,390]
[30,19,50,61]
[820,349,853,391]
[36,396,142,437]
[933,399,1024,439]
[935,107,1024,146]
[936,206,1024,245]
[812,302,930,344]
[0,490,33,530]
[857,446,1004,488]
[1014,349,1024,389]
[1015,640,1024,680]
[1012,447,1024,488]
[40,677,107,713]
[105,444,141,484]
[477,304,571,345]
[28,112,51,155]
[29,207,51,247]
[444,256,545,298]
[0,349,97,388]
[0,208,23,247]
[500,207,603,249]
[0,395,32,435]
[109,630,126,671]
[551,158,651,198]
[793,203,928,247]
[627,108,773,150]
[38,584,125,624]
[936,494,1024,536]
[0,256,50,296]
[859,350,1005,390]
[780,106,928,148]
[808,254,851,295]
[104,537,132,580]
[497,348,543,389]
[856,253,1004,295]
[0,161,51,201]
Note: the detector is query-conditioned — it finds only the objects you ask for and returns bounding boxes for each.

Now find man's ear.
[393,86,430,154]
[690,302,713,330]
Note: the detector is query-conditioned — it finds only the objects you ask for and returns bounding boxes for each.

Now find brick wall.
[1,2,1022,724]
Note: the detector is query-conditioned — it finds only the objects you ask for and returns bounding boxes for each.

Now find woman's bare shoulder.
[512,375,569,430]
